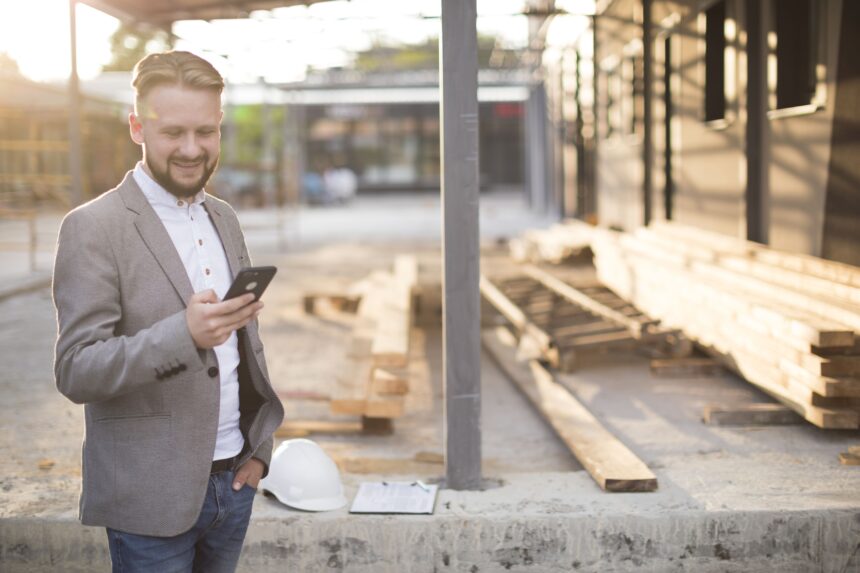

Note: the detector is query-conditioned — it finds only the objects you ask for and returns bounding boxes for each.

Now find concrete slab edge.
[2,509,858,572]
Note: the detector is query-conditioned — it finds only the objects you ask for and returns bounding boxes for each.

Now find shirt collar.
[133,161,205,209]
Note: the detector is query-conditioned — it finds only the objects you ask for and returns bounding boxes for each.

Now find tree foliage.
[102,23,174,72]
[350,34,521,73]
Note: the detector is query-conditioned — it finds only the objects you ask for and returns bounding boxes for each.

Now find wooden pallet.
[480,268,685,372]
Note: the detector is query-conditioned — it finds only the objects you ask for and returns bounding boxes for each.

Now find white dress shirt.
[133,163,244,461]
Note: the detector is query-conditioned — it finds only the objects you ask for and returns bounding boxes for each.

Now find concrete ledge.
[3,472,859,572]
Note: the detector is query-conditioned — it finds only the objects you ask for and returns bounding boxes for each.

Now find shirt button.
[205,268,211,275]
[198,239,203,246]
[177,200,184,207]
[208,366,219,378]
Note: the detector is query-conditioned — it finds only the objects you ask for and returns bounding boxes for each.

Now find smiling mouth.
[172,161,204,173]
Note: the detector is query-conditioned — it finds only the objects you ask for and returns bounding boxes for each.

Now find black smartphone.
[223,266,277,302]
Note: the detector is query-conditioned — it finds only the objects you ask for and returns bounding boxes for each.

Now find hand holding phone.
[187,266,277,349]
[224,266,278,302]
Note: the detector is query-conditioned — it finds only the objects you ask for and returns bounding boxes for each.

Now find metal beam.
[745,0,768,244]
[440,0,482,490]
[642,0,653,225]
[67,0,84,208]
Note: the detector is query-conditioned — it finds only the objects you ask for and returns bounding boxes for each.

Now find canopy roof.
[81,0,334,26]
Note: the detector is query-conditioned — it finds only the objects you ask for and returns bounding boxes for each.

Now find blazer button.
[208,366,219,378]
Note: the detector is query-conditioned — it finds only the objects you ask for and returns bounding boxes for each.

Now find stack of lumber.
[480,263,686,372]
[589,221,860,429]
[509,221,593,264]
[329,255,419,425]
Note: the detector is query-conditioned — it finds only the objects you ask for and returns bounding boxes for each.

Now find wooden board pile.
[480,263,686,372]
[589,221,860,429]
[325,255,420,429]
[509,221,593,264]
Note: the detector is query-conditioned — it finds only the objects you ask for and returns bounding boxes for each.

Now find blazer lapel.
[204,199,242,278]
[117,173,195,305]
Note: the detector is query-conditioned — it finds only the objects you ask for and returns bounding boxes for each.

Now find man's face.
[130,84,222,199]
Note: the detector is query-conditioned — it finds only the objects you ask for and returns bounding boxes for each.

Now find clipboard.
[349,481,438,514]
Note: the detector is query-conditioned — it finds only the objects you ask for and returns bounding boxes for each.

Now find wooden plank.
[522,265,654,338]
[702,403,801,426]
[647,221,860,291]
[610,232,857,349]
[691,261,860,332]
[800,353,860,378]
[779,358,860,398]
[363,391,405,418]
[394,254,419,287]
[275,420,363,438]
[330,323,374,415]
[838,452,860,466]
[552,319,627,340]
[303,293,361,315]
[480,275,556,356]
[703,346,860,429]
[719,254,860,307]
[555,329,636,350]
[370,368,409,395]
[371,281,412,368]
[483,327,658,492]
[650,357,725,378]
[360,417,394,435]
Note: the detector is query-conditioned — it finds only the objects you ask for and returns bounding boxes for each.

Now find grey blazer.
[53,172,284,537]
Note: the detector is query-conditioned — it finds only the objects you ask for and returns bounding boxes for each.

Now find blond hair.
[132,51,224,114]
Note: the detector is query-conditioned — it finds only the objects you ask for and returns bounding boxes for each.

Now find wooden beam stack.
[509,221,593,264]
[329,255,419,424]
[589,221,860,429]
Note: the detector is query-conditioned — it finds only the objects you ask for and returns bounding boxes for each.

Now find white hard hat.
[260,439,348,512]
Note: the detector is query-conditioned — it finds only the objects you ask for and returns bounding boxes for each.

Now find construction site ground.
[1,191,858,572]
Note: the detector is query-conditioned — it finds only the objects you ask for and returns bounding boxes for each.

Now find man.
[53,51,284,572]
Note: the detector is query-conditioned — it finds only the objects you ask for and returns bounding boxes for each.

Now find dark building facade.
[551,0,859,266]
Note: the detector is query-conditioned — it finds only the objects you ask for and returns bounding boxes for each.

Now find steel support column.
[440,0,482,490]
[745,0,768,244]
[67,0,84,207]
[642,0,653,225]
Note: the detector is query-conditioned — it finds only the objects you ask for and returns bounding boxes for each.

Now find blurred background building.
[0,0,857,265]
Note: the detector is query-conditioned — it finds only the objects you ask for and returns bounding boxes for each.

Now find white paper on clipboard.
[349,481,438,514]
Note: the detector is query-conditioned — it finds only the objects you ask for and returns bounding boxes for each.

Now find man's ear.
[129,112,144,145]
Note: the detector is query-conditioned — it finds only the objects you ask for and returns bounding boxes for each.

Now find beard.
[146,152,219,199]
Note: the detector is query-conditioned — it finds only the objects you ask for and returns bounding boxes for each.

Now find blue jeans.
[106,470,256,573]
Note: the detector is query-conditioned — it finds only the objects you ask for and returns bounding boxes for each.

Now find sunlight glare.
[0,0,118,81]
